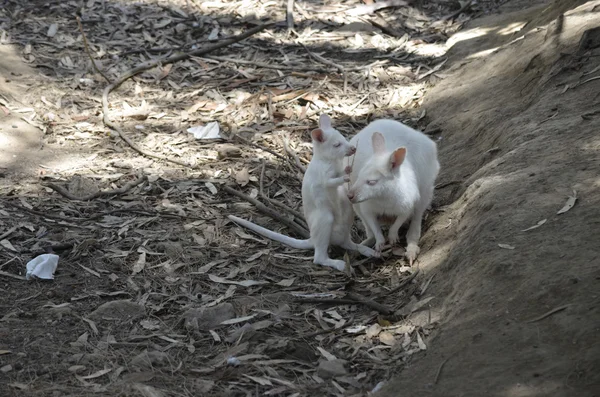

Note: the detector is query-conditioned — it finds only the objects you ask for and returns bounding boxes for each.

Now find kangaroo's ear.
[311,128,325,143]
[372,132,386,154]
[319,114,332,130]
[390,147,407,170]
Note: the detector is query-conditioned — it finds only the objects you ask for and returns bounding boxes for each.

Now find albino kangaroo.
[345,120,440,265]
[229,114,378,273]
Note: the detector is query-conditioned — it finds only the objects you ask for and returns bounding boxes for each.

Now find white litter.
[26,254,59,280]
[187,121,222,140]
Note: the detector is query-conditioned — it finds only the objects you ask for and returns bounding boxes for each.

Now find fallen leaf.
[276,278,295,287]
[498,243,515,250]
[416,332,427,350]
[235,168,250,187]
[132,251,146,274]
[521,219,547,232]
[316,346,337,361]
[208,274,268,287]
[243,375,273,386]
[47,24,58,37]
[0,239,16,252]
[205,182,218,195]
[220,314,257,325]
[379,331,396,346]
[78,367,112,380]
[557,190,577,214]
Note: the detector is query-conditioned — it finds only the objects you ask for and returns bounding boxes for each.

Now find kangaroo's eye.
[333,142,341,148]
[367,180,378,186]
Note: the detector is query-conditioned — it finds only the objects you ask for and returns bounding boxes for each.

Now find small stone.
[131,350,170,368]
[1,364,12,373]
[68,365,86,373]
[89,300,145,322]
[182,303,235,331]
[317,359,347,379]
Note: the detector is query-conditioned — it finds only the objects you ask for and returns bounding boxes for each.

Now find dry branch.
[346,291,394,315]
[259,160,308,229]
[44,175,147,201]
[222,185,310,238]
[102,23,275,167]
[76,15,111,83]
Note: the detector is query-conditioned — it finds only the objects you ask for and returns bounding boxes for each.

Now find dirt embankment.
[378,1,600,396]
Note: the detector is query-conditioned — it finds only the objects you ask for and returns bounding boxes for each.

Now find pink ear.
[311,128,325,143]
[372,132,386,153]
[390,147,407,170]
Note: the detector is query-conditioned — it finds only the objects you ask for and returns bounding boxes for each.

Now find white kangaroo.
[345,119,440,265]
[228,114,378,273]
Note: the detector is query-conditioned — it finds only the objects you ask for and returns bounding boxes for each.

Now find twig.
[222,185,310,238]
[233,134,289,164]
[282,135,307,173]
[434,356,451,384]
[76,15,111,83]
[205,55,330,72]
[346,0,408,16]
[258,160,307,228]
[575,75,600,88]
[361,17,406,38]
[0,225,18,241]
[43,175,147,201]
[0,270,25,281]
[441,0,473,21]
[299,42,344,73]
[524,304,571,323]
[435,180,462,189]
[382,269,420,297]
[102,23,274,167]
[287,0,294,30]
[346,291,394,315]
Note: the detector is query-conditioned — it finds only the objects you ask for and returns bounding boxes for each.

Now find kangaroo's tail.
[227,215,313,249]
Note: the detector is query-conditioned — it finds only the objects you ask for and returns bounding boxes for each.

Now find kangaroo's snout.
[347,190,356,202]
[347,146,356,156]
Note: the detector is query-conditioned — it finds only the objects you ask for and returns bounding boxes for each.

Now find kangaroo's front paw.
[343,175,350,183]
[388,230,400,246]
[406,243,420,266]
[344,165,352,174]
[375,238,386,254]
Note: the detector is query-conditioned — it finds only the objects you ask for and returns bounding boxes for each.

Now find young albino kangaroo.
[228,114,378,273]
[345,119,440,265]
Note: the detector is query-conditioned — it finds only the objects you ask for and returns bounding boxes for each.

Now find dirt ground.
[0,0,599,396]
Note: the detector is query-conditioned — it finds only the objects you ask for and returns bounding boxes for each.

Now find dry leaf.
[243,375,273,386]
[205,182,218,195]
[208,274,268,287]
[379,331,396,346]
[47,24,58,37]
[498,244,515,250]
[521,219,547,232]
[557,190,577,214]
[132,251,146,274]
[276,278,295,287]
[416,332,427,350]
[235,168,250,187]
[0,239,16,252]
[220,314,257,325]
[316,346,337,361]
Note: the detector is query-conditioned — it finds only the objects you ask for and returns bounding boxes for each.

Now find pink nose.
[348,146,356,155]
[347,191,355,201]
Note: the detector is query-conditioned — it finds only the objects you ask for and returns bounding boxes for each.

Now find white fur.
[229,114,378,273]
[345,119,440,264]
